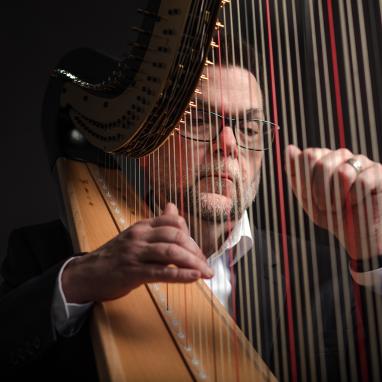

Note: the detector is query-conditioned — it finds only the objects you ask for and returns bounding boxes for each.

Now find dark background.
[0,1,143,262]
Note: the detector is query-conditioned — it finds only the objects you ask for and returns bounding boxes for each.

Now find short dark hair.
[215,35,262,81]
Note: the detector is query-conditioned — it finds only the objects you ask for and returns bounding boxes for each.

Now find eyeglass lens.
[179,110,275,150]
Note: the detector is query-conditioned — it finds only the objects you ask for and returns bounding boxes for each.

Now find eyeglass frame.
[175,109,280,151]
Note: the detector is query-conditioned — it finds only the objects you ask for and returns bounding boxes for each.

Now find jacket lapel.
[234,229,285,370]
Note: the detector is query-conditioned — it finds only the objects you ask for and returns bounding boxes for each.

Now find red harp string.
[264,0,298,380]
[326,0,369,379]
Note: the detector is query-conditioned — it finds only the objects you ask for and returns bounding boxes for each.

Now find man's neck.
[190,218,237,257]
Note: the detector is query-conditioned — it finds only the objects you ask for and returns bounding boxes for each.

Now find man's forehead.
[197,65,263,112]
[191,101,264,118]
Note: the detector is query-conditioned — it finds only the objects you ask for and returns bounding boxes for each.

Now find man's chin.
[195,192,243,223]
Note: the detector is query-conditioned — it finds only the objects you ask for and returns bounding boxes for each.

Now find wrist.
[61,254,95,304]
[350,255,382,273]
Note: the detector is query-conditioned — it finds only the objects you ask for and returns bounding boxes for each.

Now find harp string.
[310,2,351,381]
[251,0,283,377]
[280,0,325,379]
[358,3,382,368]
[307,0,330,377]
[219,20,243,380]
[264,0,299,380]
[244,0,263,363]
[183,104,197,355]
[259,0,289,379]
[237,2,264,376]
[175,124,191,350]
[272,1,314,380]
[203,56,227,379]
[239,0,253,352]
[191,98,208,375]
[349,1,382,377]
[198,93,218,379]
[230,0,245,342]
[326,1,370,380]
[237,3,267,377]
[342,1,379,378]
[309,1,350,380]
[234,0,255,370]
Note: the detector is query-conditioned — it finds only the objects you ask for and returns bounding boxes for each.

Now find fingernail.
[205,268,214,278]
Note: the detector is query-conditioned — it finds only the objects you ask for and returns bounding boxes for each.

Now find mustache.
[197,162,241,183]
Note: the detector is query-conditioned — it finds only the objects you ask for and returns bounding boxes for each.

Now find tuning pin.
[128,42,152,51]
[194,88,202,94]
[204,59,214,66]
[131,26,165,38]
[215,20,224,29]
[137,8,162,21]
[200,74,208,80]
[189,101,196,108]
[210,40,219,48]
[131,26,147,34]
[221,0,230,6]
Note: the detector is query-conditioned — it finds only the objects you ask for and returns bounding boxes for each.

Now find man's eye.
[239,121,260,136]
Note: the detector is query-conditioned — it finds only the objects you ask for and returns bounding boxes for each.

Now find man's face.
[146,65,263,224]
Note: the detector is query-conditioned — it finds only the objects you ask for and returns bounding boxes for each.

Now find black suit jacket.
[0,220,375,381]
[0,220,98,381]
[235,231,382,382]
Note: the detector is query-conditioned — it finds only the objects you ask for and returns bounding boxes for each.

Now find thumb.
[285,144,302,178]
[163,202,179,216]
[163,202,190,234]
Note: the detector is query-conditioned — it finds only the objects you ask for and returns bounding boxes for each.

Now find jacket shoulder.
[2,220,73,287]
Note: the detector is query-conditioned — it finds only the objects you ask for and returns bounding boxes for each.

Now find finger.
[330,154,374,207]
[151,212,190,234]
[163,202,179,216]
[162,203,190,233]
[141,243,213,278]
[285,144,305,203]
[143,264,202,284]
[285,144,302,179]
[348,162,382,205]
[145,226,206,261]
[286,145,332,201]
[311,148,353,210]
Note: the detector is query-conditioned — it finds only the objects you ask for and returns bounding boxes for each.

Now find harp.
[44,0,382,380]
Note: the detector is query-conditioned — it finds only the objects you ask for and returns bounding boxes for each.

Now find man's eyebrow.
[243,108,264,116]
[194,98,263,114]
[193,103,264,118]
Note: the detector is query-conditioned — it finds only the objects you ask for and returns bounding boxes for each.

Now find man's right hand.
[61,203,213,303]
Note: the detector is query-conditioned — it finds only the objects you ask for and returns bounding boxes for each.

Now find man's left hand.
[286,144,382,260]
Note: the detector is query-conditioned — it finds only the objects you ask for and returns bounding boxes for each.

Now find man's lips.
[201,173,234,183]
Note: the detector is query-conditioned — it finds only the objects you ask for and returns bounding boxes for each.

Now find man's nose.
[213,123,239,159]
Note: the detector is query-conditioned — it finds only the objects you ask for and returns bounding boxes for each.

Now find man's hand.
[62,203,213,303]
[286,144,382,260]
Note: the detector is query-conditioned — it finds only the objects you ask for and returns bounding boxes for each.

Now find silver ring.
[346,157,363,175]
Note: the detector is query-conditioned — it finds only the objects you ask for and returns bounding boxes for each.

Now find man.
[1,63,381,380]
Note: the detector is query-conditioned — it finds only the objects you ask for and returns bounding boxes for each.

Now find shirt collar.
[208,210,254,266]
[152,196,253,265]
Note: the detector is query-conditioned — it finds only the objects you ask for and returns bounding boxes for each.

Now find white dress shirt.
[52,257,93,336]
[203,211,253,313]
[350,267,382,294]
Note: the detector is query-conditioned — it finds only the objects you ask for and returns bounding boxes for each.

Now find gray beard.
[185,173,260,223]
[187,188,242,223]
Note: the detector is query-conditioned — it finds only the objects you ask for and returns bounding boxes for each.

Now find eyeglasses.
[176,109,280,151]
